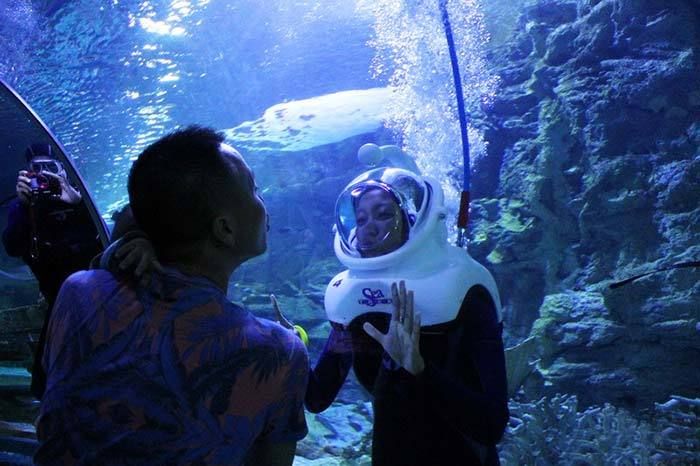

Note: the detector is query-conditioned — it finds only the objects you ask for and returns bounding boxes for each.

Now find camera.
[28,171,61,198]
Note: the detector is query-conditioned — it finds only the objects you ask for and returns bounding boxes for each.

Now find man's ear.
[212,214,237,248]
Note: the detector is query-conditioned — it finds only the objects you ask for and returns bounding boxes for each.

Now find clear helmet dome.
[335,167,430,258]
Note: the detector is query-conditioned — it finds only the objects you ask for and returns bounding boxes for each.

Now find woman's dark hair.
[127,125,243,256]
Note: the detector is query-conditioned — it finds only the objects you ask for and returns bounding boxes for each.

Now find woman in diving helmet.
[301,167,509,466]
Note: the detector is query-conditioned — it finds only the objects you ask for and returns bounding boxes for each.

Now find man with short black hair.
[35,126,309,466]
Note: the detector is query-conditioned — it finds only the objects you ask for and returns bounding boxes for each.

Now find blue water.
[1,0,382,215]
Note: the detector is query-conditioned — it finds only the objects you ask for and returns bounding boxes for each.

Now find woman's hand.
[271,294,294,330]
[271,294,309,346]
[363,280,424,375]
[114,237,163,286]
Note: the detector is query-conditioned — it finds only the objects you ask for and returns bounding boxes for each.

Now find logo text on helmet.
[358,288,393,307]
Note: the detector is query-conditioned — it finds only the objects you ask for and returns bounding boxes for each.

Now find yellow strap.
[293,324,309,347]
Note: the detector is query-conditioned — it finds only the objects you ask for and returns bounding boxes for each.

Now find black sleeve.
[371,359,426,466]
[422,288,509,445]
[2,199,31,257]
[304,326,353,413]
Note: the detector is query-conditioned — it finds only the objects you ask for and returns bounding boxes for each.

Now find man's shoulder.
[58,269,123,305]
[64,268,119,288]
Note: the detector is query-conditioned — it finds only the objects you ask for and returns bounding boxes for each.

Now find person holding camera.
[2,143,101,399]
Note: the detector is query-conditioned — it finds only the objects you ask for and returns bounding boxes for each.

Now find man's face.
[220,144,268,258]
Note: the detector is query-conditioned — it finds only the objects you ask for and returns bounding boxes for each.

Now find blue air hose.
[438,0,471,248]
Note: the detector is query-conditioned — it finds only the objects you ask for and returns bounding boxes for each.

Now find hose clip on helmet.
[325,167,503,327]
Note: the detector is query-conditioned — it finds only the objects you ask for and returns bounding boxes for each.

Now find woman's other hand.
[271,294,309,346]
[114,237,163,286]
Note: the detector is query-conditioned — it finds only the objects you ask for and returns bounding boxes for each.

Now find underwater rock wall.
[476,0,700,408]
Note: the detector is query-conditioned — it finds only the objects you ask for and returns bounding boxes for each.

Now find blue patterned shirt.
[35,268,308,465]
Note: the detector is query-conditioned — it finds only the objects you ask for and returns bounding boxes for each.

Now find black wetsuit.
[2,196,101,398]
[306,287,509,466]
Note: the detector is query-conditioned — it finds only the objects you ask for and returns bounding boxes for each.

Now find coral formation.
[500,394,699,465]
[476,0,700,408]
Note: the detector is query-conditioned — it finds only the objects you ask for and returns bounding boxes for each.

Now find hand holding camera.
[29,170,61,195]
[16,167,82,206]
[16,170,33,206]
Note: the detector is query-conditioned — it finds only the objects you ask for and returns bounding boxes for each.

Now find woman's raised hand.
[363,280,424,375]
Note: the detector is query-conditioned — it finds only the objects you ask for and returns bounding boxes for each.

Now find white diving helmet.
[324,167,502,328]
